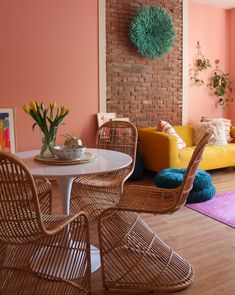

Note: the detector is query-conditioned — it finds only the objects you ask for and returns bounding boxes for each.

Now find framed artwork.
[97,113,116,127]
[0,108,16,153]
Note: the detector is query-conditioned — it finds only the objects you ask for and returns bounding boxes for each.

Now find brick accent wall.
[106,0,183,127]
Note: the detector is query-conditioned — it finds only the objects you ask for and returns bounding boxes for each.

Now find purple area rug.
[186,191,235,228]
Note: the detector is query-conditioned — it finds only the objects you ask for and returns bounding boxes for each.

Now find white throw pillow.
[201,117,232,143]
[157,120,186,149]
[194,121,227,146]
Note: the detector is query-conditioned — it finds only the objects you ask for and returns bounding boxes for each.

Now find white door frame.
[99,0,106,112]
[182,0,188,124]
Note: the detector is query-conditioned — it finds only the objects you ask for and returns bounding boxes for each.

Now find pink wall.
[0,0,99,152]
[228,9,235,124]
[188,1,228,124]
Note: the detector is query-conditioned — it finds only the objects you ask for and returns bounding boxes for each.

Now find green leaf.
[32,122,37,132]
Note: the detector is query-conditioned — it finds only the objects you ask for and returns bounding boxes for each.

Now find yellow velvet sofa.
[138,125,235,172]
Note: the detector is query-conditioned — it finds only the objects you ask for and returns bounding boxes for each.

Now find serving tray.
[34,151,97,165]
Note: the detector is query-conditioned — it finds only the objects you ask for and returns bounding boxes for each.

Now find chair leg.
[98,209,194,292]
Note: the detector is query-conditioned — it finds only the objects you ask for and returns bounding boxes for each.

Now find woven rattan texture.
[98,133,211,292]
[70,120,138,220]
[0,152,91,294]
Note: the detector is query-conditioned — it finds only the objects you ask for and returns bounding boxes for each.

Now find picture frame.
[0,108,16,153]
[97,112,116,127]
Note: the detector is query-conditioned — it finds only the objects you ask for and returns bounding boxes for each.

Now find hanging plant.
[129,6,175,59]
[190,42,211,86]
[195,58,211,71]
[208,60,233,108]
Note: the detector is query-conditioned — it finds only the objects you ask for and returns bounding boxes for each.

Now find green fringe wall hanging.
[129,6,176,59]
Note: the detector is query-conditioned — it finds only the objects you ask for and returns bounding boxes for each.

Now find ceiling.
[192,0,235,9]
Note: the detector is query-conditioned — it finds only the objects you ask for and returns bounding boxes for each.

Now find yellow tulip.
[60,106,66,116]
[22,104,30,113]
[29,101,37,112]
[64,108,70,116]
[50,102,57,109]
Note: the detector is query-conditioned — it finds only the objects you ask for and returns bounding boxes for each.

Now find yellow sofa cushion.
[179,144,235,170]
[138,125,235,172]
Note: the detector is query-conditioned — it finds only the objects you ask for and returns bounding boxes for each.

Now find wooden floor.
[51,168,235,295]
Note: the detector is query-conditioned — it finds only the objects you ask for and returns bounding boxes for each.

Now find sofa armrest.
[231,127,235,142]
[138,128,179,172]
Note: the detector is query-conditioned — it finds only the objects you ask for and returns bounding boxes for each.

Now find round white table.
[17,148,132,274]
[17,148,132,215]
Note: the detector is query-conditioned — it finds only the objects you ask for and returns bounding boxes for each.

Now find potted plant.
[23,102,70,157]
[63,134,83,147]
[208,60,233,108]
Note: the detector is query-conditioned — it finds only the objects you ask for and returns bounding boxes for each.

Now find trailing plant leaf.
[190,58,211,86]
[208,71,233,108]
[190,42,211,86]
[195,58,211,71]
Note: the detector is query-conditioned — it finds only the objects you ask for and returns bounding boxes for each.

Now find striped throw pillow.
[157,120,186,150]
[201,117,232,143]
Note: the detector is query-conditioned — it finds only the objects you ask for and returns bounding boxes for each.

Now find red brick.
[106,0,183,125]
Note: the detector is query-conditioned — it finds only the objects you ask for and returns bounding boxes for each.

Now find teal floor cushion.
[154,168,216,203]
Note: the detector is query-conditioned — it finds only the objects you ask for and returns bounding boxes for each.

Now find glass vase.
[40,128,57,158]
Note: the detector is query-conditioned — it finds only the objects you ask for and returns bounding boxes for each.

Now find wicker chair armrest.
[42,211,89,235]
[231,126,235,142]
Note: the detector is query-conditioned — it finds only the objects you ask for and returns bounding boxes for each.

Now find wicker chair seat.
[71,187,120,221]
[71,168,129,189]
[118,185,182,214]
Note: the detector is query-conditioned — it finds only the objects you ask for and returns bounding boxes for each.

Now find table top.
[16,148,132,177]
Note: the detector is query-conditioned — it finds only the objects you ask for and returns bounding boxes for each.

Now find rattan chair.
[98,132,211,292]
[70,120,138,220]
[0,151,91,295]
[34,177,52,214]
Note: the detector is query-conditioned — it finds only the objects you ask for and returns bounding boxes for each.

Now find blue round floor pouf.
[154,168,215,203]
[186,185,216,203]
[154,168,212,190]
[154,168,184,189]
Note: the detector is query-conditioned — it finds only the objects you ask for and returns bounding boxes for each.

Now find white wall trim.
[99,0,106,112]
[182,0,188,124]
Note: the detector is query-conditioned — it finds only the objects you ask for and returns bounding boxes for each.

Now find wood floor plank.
[51,168,235,294]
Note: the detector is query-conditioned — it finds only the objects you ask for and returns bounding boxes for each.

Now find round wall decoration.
[129,6,176,59]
